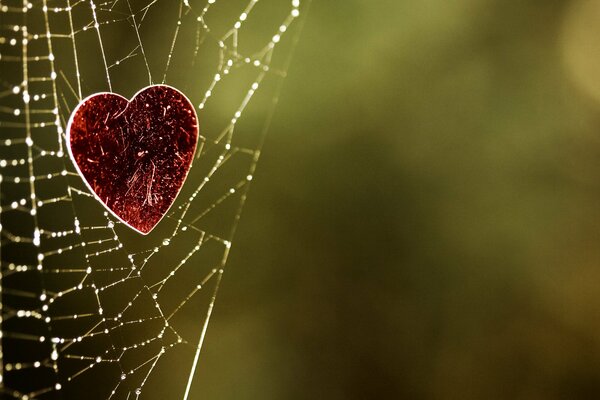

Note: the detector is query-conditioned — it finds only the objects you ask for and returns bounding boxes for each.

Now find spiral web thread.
[0,0,307,398]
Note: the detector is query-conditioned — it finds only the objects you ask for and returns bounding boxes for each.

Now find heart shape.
[67,85,199,234]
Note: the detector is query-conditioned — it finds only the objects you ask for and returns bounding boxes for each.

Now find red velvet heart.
[67,85,199,234]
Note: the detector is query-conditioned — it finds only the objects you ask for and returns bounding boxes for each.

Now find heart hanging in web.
[67,85,199,234]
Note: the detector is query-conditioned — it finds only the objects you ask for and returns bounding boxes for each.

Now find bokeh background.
[195,0,600,399]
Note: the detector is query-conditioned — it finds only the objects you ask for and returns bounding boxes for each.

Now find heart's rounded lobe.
[67,85,198,234]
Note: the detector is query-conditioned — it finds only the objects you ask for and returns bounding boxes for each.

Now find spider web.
[0,0,308,398]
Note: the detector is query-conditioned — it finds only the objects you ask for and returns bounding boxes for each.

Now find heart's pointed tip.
[126,224,155,236]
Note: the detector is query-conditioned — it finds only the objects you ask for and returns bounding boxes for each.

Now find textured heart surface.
[67,85,199,234]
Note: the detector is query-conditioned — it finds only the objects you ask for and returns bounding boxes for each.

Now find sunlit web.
[0,0,307,398]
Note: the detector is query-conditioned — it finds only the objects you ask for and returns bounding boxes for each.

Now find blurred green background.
[195,0,600,399]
